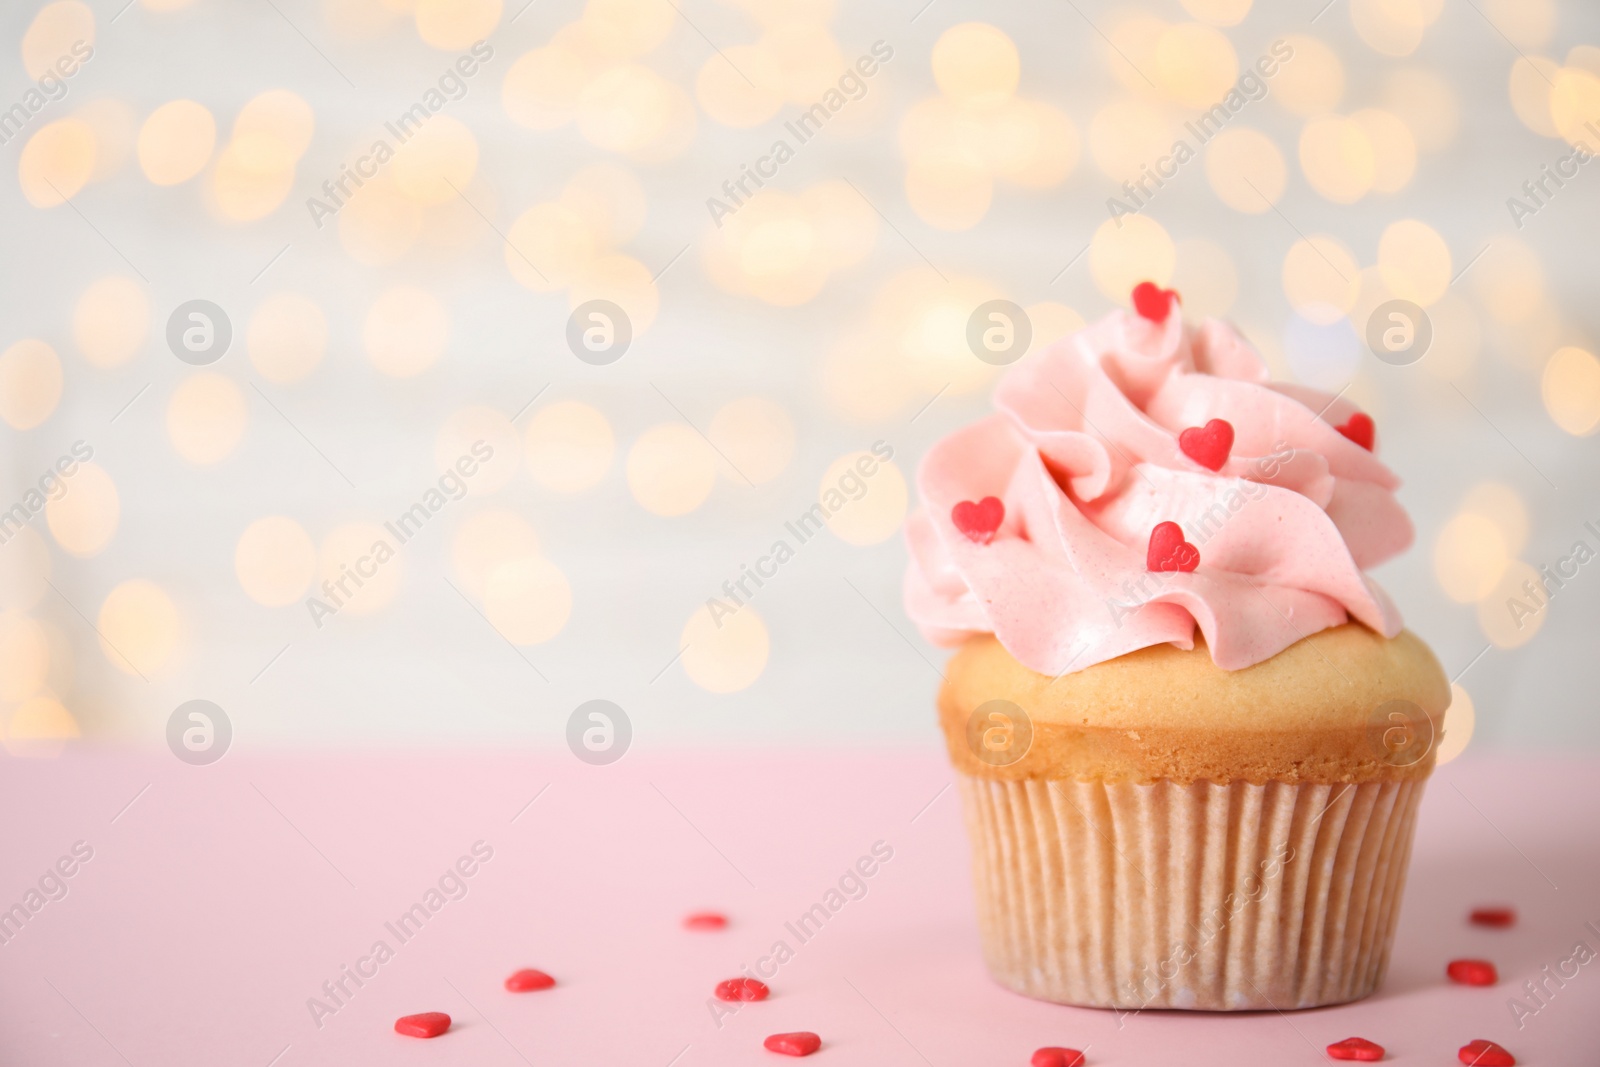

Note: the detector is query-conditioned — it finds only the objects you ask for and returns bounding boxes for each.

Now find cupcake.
[904,284,1450,1011]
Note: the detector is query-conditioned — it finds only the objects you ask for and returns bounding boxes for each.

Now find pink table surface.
[1,746,1596,1066]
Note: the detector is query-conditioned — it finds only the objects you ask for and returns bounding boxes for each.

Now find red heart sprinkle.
[504,968,555,992]
[1336,412,1375,450]
[685,912,728,930]
[764,1031,821,1056]
[394,1012,451,1039]
[951,496,1004,545]
[1447,959,1498,986]
[1458,1039,1515,1066]
[1147,521,1199,573]
[1326,1037,1385,1061]
[1470,907,1515,928]
[1178,418,1235,471]
[715,977,770,1002]
[1131,281,1180,324]
[1032,1048,1086,1067]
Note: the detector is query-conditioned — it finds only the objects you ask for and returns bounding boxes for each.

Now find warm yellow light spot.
[364,286,448,376]
[7,696,79,756]
[1173,239,1237,317]
[1155,23,1237,109]
[1478,559,1543,649]
[0,614,50,702]
[211,138,295,222]
[1435,512,1509,603]
[22,2,93,79]
[502,43,599,131]
[992,100,1080,189]
[235,516,316,606]
[1482,0,1553,51]
[680,602,768,693]
[1299,115,1374,203]
[1088,97,1173,183]
[1023,302,1086,356]
[483,556,570,644]
[505,201,597,292]
[561,163,647,248]
[905,156,992,231]
[819,452,907,546]
[1542,346,1600,436]
[73,98,137,182]
[569,253,660,335]
[525,400,614,493]
[800,180,878,270]
[760,21,845,104]
[1351,108,1416,194]
[1180,0,1250,26]
[233,89,315,166]
[1435,683,1474,764]
[0,527,51,613]
[1101,12,1167,97]
[142,0,200,10]
[1471,238,1542,324]
[137,99,215,185]
[1274,35,1344,117]
[696,45,785,129]
[1459,482,1528,558]
[577,64,678,156]
[167,373,247,465]
[1350,0,1430,58]
[931,23,1019,107]
[1204,126,1285,213]
[888,271,1007,396]
[319,522,402,615]
[337,173,422,266]
[247,293,326,384]
[1550,67,1600,148]
[391,114,477,204]
[628,424,717,516]
[0,339,63,430]
[452,509,540,599]
[73,276,148,369]
[708,397,794,485]
[18,118,96,206]
[1282,235,1360,319]
[98,579,179,675]
[702,190,831,306]
[821,328,913,423]
[1089,214,1175,300]
[47,462,119,561]
[1377,219,1451,306]
[580,0,675,59]
[1382,67,1458,153]
[414,0,500,50]
[1508,56,1561,138]
[435,406,519,495]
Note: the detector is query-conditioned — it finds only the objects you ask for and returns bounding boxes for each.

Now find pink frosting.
[903,306,1412,676]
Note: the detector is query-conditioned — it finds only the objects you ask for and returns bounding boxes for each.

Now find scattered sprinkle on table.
[1469,907,1515,928]
[1447,959,1498,986]
[1458,1038,1514,1066]
[394,1012,451,1039]
[1325,1036,1384,1061]
[685,912,728,931]
[715,977,769,1001]
[505,968,556,992]
[1031,1047,1086,1067]
[764,1032,821,1056]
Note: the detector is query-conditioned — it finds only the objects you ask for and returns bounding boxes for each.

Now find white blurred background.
[1,0,1597,755]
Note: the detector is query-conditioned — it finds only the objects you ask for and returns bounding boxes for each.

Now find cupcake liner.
[957,772,1426,1010]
